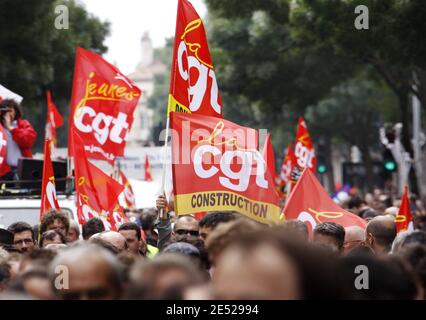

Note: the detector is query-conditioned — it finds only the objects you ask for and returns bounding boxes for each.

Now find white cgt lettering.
[46,181,58,209]
[74,106,130,145]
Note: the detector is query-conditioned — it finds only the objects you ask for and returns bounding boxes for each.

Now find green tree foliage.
[0,0,110,150]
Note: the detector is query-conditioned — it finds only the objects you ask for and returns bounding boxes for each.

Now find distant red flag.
[277,143,295,186]
[395,185,413,233]
[262,133,276,182]
[282,168,366,237]
[294,117,316,177]
[144,154,153,182]
[73,133,127,230]
[119,170,136,208]
[45,91,64,149]
[40,139,60,220]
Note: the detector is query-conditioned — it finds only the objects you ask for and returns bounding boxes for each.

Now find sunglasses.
[175,229,199,237]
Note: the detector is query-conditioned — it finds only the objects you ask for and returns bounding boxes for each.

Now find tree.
[0,0,110,150]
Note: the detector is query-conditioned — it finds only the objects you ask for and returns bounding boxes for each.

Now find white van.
[0,195,78,229]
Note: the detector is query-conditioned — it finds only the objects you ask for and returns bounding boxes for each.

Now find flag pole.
[158,116,170,219]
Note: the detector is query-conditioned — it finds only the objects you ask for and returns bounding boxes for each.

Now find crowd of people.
[0,188,425,300]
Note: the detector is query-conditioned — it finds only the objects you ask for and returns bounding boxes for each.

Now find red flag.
[0,125,10,177]
[73,132,127,230]
[168,0,222,117]
[119,170,136,208]
[282,168,366,236]
[294,116,316,175]
[68,47,142,162]
[40,139,60,220]
[45,91,64,149]
[171,112,281,225]
[395,185,413,233]
[144,154,153,182]
[262,133,276,182]
[277,143,295,186]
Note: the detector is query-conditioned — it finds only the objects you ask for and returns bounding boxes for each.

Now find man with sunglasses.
[7,222,37,253]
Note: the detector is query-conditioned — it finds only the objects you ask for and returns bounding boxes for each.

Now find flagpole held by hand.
[159,116,170,220]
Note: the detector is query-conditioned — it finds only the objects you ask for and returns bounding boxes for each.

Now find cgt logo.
[294,141,315,169]
[193,145,268,192]
[177,20,221,114]
[74,106,129,145]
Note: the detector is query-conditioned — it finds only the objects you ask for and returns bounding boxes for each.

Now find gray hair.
[391,230,412,254]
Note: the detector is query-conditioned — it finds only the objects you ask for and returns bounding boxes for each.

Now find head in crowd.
[5,253,21,282]
[82,217,105,240]
[39,230,66,248]
[50,244,122,300]
[365,216,397,254]
[0,99,22,124]
[198,211,238,241]
[205,218,263,267]
[360,208,379,221]
[0,259,11,292]
[67,221,80,243]
[94,231,127,253]
[1,228,17,253]
[19,249,57,274]
[8,269,54,300]
[89,237,120,255]
[341,254,422,299]
[140,208,159,247]
[313,222,346,253]
[400,230,426,248]
[391,231,411,253]
[348,196,368,215]
[7,222,36,253]
[39,211,70,237]
[172,215,200,243]
[280,220,309,242]
[413,212,426,232]
[127,253,205,299]
[397,244,426,296]
[213,227,349,299]
[118,222,144,256]
[343,226,366,255]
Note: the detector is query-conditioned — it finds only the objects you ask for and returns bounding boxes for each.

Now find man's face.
[313,233,341,252]
[13,230,35,252]
[56,258,119,300]
[47,219,67,235]
[42,234,63,248]
[199,226,211,242]
[119,229,140,254]
[173,218,199,241]
[67,229,80,243]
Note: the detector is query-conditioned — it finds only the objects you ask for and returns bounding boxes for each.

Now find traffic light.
[317,156,327,174]
[383,149,397,172]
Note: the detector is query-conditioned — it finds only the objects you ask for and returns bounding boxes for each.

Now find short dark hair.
[0,99,22,120]
[82,218,105,240]
[39,210,70,235]
[140,208,157,231]
[314,222,346,249]
[118,222,141,240]
[39,230,66,247]
[199,211,238,230]
[348,196,365,210]
[7,222,35,240]
[401,231,426,248]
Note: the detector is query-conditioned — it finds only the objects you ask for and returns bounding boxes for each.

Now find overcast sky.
[79,0,207,74]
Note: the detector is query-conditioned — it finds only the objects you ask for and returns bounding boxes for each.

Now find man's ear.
[366,233,374,246]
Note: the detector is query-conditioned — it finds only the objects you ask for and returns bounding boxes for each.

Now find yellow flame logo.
[308,208,344,223]
[181,19,213,69]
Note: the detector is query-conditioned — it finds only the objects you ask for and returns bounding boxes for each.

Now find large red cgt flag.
[45,91,64,149]
[171,112,281,225]
[73,133,127,230]
[395,185,414,233]
[262,133,276,182]
[68,47,142,162]
[282,168,366,236]
[294,116,316,177]
[168,0,222,117]
[40,139,61,220]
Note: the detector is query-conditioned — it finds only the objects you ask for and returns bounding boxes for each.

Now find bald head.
[98,231,127,252]
[366,216,396,254]
[173,215,199,242]
[343,226,365,255]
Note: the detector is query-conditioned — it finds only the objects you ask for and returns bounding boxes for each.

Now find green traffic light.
[318,164,327,174]
[384,161,396,171]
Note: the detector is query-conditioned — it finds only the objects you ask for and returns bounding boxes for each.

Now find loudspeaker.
[17,158,67,191]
